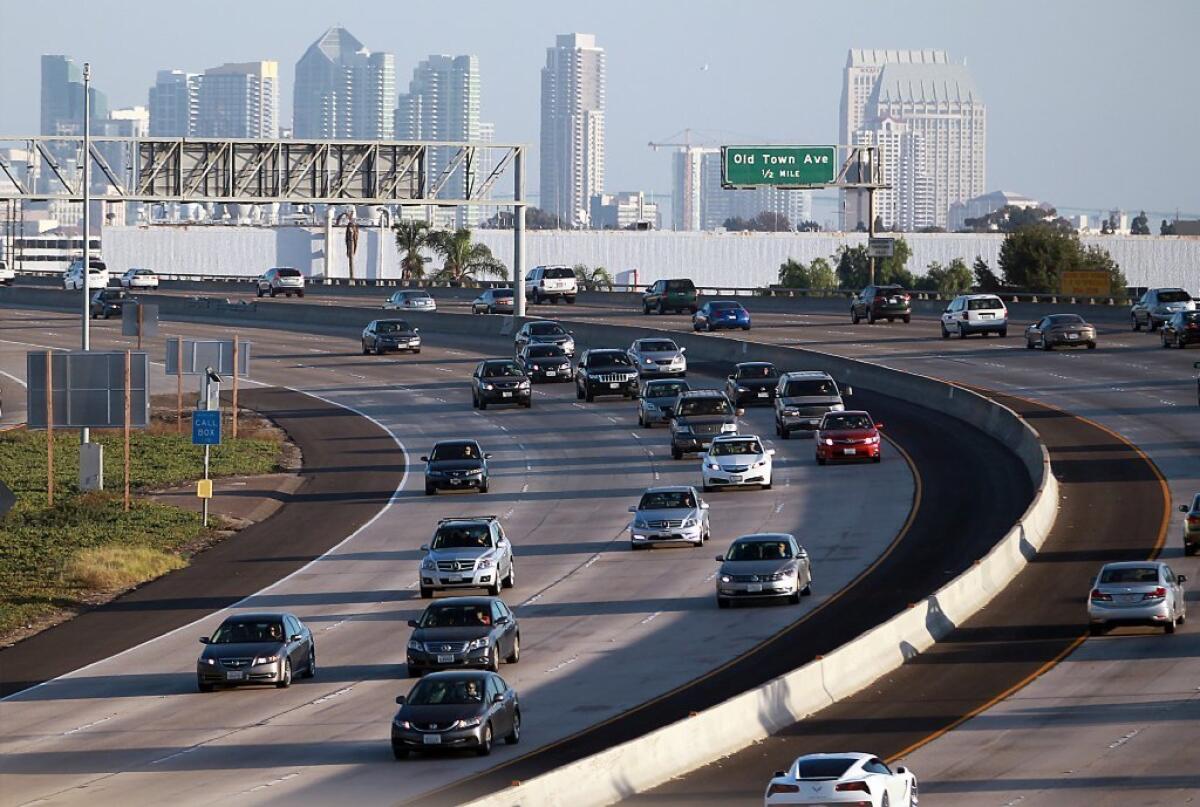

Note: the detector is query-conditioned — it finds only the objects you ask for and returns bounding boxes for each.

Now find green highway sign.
[721,145,838,188]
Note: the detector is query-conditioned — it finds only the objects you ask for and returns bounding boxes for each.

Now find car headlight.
[253,655,278,666]
[393,718,412,729]
[736,386,748,392]
[421,557,436,570]
[456,716,482,729]
[721,423,738,432]
[518,379,530,389]
[201,657,216,666]
[706,463,721,471]
[476,557,495,569]
[681,517,697,528]
[867,435,880,443]
[831,403,845,411]
[483,383,494,390]
[783,407,799,416]
[643,357,654,365]
[824,438,834,446]
[752,460,767,468]
[563,339,575,351]
[465,637,490,651]
[466,469,483,476]
[407,639,424,652]
[633,516,648,528]
[719,575,732,583]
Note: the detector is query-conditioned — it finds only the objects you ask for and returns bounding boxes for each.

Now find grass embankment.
[0,422,283,643]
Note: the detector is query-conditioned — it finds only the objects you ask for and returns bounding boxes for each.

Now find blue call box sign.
[192,410,222,445]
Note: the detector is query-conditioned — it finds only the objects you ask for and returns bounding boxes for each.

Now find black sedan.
[517,343,571,382]
[471,359,532,409]
[1161,311,1200,349]
[391,671,521,758]
[196,612,316,692]
[724,362,781,406]
[407,596,520,676]
[89,289,129,319]
[1024,314,1097,350]
[362,318,421,355]
[422,440,491,495]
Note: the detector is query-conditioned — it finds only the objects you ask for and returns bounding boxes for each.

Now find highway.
[0,304,922,805]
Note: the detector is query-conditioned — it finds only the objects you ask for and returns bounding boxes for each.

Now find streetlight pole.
[513,147,526,319]
[81,62,91,447]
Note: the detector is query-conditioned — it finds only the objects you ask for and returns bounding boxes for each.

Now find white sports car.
[702,434,773,491]
[764,753,918,806]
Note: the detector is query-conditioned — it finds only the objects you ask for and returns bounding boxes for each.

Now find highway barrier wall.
[0,287,1058,806]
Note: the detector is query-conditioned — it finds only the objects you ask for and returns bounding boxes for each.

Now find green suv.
[642,278,698,315]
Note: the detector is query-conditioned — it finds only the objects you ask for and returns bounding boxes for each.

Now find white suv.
[524,265,578,304]
[256,267,305,298]
[941,293,1008,338]
[64,259,110,291]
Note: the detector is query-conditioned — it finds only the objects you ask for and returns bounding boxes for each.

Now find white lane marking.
[639,611,662,625]
[631,432,641,440]
[704,571,718,583]
[436,367,453,373]
[322,619,347,633]
[61,715,115,736]
[348,373,366,380]
[544,655,579,674]
[520,592,543,607]
[0,369,28,387]
[498,424,508,432]
[521,483,529,493]
[1108,729,1140,749]
[572,403,585,409]
[247,772,301,793]
[309,686,354,706]
[150,745,202,765]
[502,507,515,518]
[775,502,785,514]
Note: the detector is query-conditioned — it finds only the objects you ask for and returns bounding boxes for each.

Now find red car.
[815,411,882,464]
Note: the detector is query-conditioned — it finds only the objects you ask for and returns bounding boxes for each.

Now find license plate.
[447,575,462,583]
[450,479,461,485]
[423,734,442,745]
[545,370,556,376]
[1117,594,1140,604]
[502,391,512,398]
[1068,334,1079,340]
[728,475,742,483]
[610,382,619,388]
[226,671,244,681]
[757,391,768,398]
[843,448,857,455]
[437,654,455,664]
[747,583,763,593]
[980,313,994,319]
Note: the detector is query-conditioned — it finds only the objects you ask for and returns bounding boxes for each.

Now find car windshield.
[822,414,872,430]
[430,443,479,461]
[646,381,688,398]
[420,604,493,628]
[793,758,857,779]
[638,490,696,509]
[678,397,731,416]
[738,365,776,378]
[134,270,153,276]
[590,352,632,367]
[1099,567,1160,584]
[638,340,678,352]
[406,677,486,705]
[783,379,836,396]
[665,279,695,291]
[527,345,565,358]
[529,322,565,336]
[210,620,285,644]
[710,302,740,311]
[1046,315,1085,326]
[1158,290,1190,303]
[376,320,410,333]
[711,439,762,456]
[726,540,793,561]
[432,524,492,549]
[968,297,1004,310]
[545,267,575,279]
[483,362,522,377]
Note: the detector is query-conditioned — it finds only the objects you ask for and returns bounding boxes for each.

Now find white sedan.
[765,753,917,806]
[120,268,159,289]
[701,434,773,491]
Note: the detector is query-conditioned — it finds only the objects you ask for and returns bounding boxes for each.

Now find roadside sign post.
[176,338,183,433]
[123,350,131,511]
[232,335,239,439]
[45,351,53,506]
[122,303,159,350]
[192,404,221,527]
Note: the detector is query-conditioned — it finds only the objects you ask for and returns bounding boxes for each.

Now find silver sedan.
[627,338,687,377]
[1087,561,1186,634]
[715,533,812,608]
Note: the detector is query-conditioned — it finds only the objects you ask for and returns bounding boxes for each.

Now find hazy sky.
[1,0,1196,218]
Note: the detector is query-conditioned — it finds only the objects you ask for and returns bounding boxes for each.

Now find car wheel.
[671,445,683,460]
[1165,620,1176,634]
[788,590,801,605]
[476,723,494,756]
[631,543,645,551]
[275,659,292,689]
[565,296,576,305]
[1162,335,1170,348]
[523,399,532,408]
[270,288,277,297]
[801,581,812,596]
[486,645,501,672]
[780,426,791,440]
[816,455,827,465]
[999,328,1008,338]
[392,745,410,760]
[197,680,214,693]
[958,323,967,339]
[867,312,876,324]
[480,480,489,494]
[1025,337,1034,349]
[362,342,370,355]
[642,303,650,315]
[658,301,666,314]
[702,483,714,493]
[503,561,516,589]
[304,646,317,678]
[424,484,436,496]
[1132,316,1141,332]
[584,388,594,402]
[742,325,750,331]
[689,306,698,314]
[762,480,772,490]
[940,322,949,339]
[716,596,730,609]
[479,398,488,410]
[903,315,911,324]
[297,290,304,298]
[872,454,882,463]
[505,710,521,744]
[851,309,860,324]
[1042,337,1052,351]
[419,585,433,599]
[257,287,264,298]
[575,383,584,400]
[506,633,521,664]
[1087,342,1097,350]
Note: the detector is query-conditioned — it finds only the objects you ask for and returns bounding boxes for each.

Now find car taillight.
[1144,587,1167,600]
[766,783,799,796]
[1090,589,1112,601]
[902,293,911,301]
[836,781,871,792]
[1188,515,1200,524]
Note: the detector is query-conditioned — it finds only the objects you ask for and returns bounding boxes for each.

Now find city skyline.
[1,0,1197,216]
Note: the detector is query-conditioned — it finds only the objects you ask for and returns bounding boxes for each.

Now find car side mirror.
[407,619,419,628]
[715,555,725,562]
[628,505,638,513]
[199,636,210,644]
[727,374,735,380]
[484,453,493,459]
[875,422,884,430]
[943,308,952,314]
[395,695,406,705]
[773,770,786,778]
[1181,505,1190,512]
[419,544,430,553]
[896,766,908,775]
[844,386,853,396]
[495,615,510,625]
[414,327,420,332]
[767,449,776,456]
[290,633,303,642]
[419,455,428,462]
[680,347,686,353]
[1179,574,1188,583]
[735,408,745,417]
[700,501,709,509]
[493,693,505,704]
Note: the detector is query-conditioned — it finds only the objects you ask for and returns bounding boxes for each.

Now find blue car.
[693,301,751,332]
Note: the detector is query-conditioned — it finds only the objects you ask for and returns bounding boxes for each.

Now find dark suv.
[575,349,639,401]
[670,389,741,459]
[471,359,532,409]
[642,278,698,315]
[851,285,911,324]
[423,440,491,495]
[1161,311,1200,349]
[89,288,129,319]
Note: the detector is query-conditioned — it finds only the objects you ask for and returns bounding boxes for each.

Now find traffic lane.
[626,392,1166,806]
[417,385,1030,806]
[0,313,916,805]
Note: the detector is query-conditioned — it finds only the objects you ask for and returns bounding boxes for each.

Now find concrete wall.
[100,225,1199,290]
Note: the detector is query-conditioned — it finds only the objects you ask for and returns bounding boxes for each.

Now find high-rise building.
[853,117,934,231]
[293,27,395,140]
[396,54,485,226]
[840,49,986,230]
[671,148,811,230]
[40,54,108,136]
[196,61,279,138]
[539,33,605,228]
[148,70,201,136]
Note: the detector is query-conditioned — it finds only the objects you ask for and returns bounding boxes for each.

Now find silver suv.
[774,371,851,439]
[419,516,515,599]
[628,486,710,550]
[670,389,740,459]
[1131,287,1195,331]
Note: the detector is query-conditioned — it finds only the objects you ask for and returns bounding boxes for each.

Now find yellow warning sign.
[1060,271,1111,296]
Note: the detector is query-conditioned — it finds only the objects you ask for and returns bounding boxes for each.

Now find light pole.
[81,63,91,447]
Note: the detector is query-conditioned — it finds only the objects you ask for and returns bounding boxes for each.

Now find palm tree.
[573,263,613,291]
[427,228,506,285]
[393,221,431,282]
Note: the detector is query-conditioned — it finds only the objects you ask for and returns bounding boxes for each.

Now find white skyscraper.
[840,49,985,230]
[540,33,605,227]
[293,27,395,140]
[148,70,201,136]
[196,61,279,138]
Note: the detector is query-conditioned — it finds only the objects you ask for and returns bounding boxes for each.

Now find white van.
[524,265,578,304]
[940,294,1008,338]
[64,259,110,291]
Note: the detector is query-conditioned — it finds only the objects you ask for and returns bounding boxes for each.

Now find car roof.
[376,318,410,325]
[433,439,481,448]
[438,515,498,525]
[588,348,626,355]
[711,434,761,442]
[424,595,500,607]
[635,338,677,346]
[780,370,834,380]
[644,378,686,387]
[735,361,775,369]
[824,409,872,418]
[482,357,518,364]
[679,388,727,398]
[732,532,794,543]
[956,293,1003,300]
[641,485,697,495]
[792,752,873,764]
[222,612,292,622]
[1099,561,1165,570]
[527,319,560,326]
[708,299,742,305]
[420,669,494,681]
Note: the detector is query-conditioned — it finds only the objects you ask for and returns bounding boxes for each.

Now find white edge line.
[0,386,408,703]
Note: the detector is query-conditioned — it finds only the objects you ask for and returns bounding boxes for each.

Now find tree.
[998,225,1126,293]
[1130,211,1151,235]
[750,211,791,232]
[917,225,946,233]
[526,206,565,230]
[1160,219,1176,236]
[427,228,506,284]
[973,256,1003,292]
[963,204,1073,233]
[920,258,973,295]
[834,238,914,289]
[723,216,752,231]
[796,220,821,232]
[573,263,613,291]
[393,220,431,282]
[873,215,884,233]
[778,256,837,290]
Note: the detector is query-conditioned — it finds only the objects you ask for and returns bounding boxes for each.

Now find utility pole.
[513,147,526,318]
[81,63,91,448]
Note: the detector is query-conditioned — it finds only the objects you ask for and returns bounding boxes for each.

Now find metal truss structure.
[0,136,523,206]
